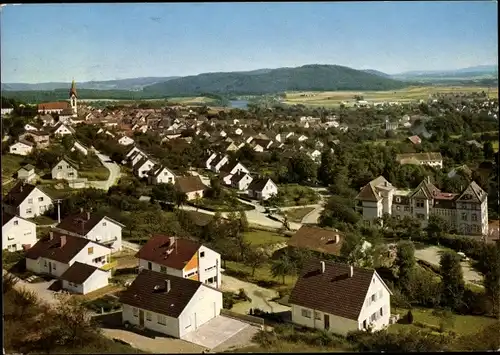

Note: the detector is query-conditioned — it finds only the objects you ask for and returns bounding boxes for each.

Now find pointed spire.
[69,79,77,98]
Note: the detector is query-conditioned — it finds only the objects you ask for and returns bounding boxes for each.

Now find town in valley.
[1,2,499,354]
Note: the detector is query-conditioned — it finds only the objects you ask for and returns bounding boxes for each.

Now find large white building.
[355,176,488,236]
[135,235,222,289]
[289,260,392,335]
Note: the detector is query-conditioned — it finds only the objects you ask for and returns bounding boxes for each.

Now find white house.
[17,164,36,182]
[2,212,37,252]
[248,178,278,200]
[126,145,146,159]
[136,235,222,289]
[205,153,218,170]
[54,211,124,252]
[119,269,223,338]
[71,140,90,156]
[9,140,34,156]
[24,123,40,132]
[51,157,79,180]
[175,176,208,201]
[52,122,75,136]
[25,231,113,278]
[130,151,148,167]
[118,136,135,146]
[148,165,176,185]
[212,155,229,173]
[60,262,111,295]
[230,172,253,191]
[3,182,54,219]
[220,162,249,176]
[133,157,156,179]
[289,260,392,336]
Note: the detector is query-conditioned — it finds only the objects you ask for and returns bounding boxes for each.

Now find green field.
[243,230,288,245]
[1,154,26,182]
[284,207,315,223]
[283,86,498,107]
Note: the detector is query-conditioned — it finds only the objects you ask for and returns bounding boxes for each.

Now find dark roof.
[37,102,69,110]
[175,176,207,193]
[288,226,344,256]
[135,235,201,269]
[20,164,35,171]
[56,212,123,236]
[17,139,35,147]
[230,171,250,184]
[2,211,16,226]
[25,232,92,264]
[248,178,274,192]
[289,259,377,321]
[119,269,202,318]
[4,182,42,207]
[59,262,101,284]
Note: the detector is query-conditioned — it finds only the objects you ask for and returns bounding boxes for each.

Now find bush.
[407,310,414,324]
[223,292,235,310]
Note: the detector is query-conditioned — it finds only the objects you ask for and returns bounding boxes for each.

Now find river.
[229,100,249,110]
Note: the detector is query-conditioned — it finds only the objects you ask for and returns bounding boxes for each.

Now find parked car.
[457,252,469,261]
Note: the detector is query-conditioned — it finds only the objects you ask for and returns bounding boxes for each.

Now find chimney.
[60,235,66,248]
[49,231,54,240]
[384,181,388,187]
[320,261,325,274]
[165,279,171,293]
[334,234,340,244]
[349,265,354,278]
[427,176,431,184]
[80,207,83,213]
[87,212,91,221]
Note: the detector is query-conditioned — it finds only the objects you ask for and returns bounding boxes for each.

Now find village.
[2,81,500,353]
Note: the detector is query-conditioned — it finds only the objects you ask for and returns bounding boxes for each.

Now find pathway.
[87,152,121,191]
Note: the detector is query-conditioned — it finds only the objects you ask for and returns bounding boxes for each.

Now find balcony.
[101,259,117,271]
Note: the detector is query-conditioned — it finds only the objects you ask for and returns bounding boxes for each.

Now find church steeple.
[69,79,77,98]
[69,79,78,116]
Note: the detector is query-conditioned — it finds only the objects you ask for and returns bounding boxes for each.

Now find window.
[53,263,56,270]
[404,206,410,212]
[371,293,376,302]
[379,307,384,317]
[88,247,94,255]
[378,290,383,299]
[133,308,138,317]
[396,197,401,203]
[205,266,215,272]
[44,260,47,267]
[28,198,33,204]
[301,309,312,318]
[102,222,107,226]
[68,172,74,177]
[314,311,321,320]
[157,314,167,325]
[66,165,70,169]
[200,251,205,258]
[160,266,167,273]
[58,166,62,170]
[416,200,424,208]
[148,262,152,270]
[13,220,18,226]
[146,312,152,321]
[462,213,467,221]
[396,215,401,220]
[471,213,477,222]
[26,208,32,214]
[38,197,44,202]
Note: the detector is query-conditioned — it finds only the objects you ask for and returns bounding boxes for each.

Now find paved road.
[414,246,483,286]
[87,152,121,191]
[2,269,59,306]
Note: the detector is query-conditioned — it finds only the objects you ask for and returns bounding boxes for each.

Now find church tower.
[69,80,78,117]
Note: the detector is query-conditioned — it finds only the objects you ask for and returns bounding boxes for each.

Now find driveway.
[87,152,121,191]
[414,246,483,286]
[3,269,59,306]
[280,204,325,225]
[221,275,291,314]
[182,315,256,350]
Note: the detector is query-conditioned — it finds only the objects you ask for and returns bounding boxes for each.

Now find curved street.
[87,152,122,191]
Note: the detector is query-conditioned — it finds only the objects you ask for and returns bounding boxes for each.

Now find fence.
[221,309,265,327]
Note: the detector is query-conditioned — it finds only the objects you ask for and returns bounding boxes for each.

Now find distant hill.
[1,76,180,91]
[362,69,392,78]
[392,65,498,82]
[142,64,409,96]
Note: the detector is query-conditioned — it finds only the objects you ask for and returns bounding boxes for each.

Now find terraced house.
[355,176,488,236]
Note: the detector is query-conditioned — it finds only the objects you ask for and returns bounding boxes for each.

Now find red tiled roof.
[135,235,200,270]
[25,231,93,264]
[37,102,69,110]
[288,226,344,256]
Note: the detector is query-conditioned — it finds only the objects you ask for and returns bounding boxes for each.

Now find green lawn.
[1,154,26,182]
[79,165,110,181]
[29,215,57,225]
[243,230,289,245]
[391,307,497,336]
[277,184,320,207]
[225,260,297,291]
[284,207,315,223]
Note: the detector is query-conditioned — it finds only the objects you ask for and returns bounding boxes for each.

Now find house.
[51,157,79,180]
[211,155,229,173]
[287,226,344,257]
[1,107,14,116]
[51,122,75,136]
[407,135,422,145]
[230,172,253,191]
[355,176,489,235]
[136,235,222,288]
[24,123,40,132]
[59,261,111,295]
[148,165,176,185]
[308,150,322,162]
[221,162,250,185]
[395,152,443,169]
[119,136,135,146]
[248,178,278,200]
[19,131,50,149]
[133,156,156,179]
[17,164,36,182]
[119,269,223,338]
[37,101,70,114]
[25,231,113,278]
[9,140,34,156]
[175,176,207,201]
[297,135,308,142]
[130,151,148,167]
[3,182,53,219]
[71,140,90,156]
[2,211,37,252]
[289,259,392,336]
[54,211,124,252]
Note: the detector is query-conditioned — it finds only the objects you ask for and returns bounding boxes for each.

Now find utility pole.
[54,199,63,224]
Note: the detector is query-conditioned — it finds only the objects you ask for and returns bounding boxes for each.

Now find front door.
[324,314,330,330]
[148,262,152,270]
[139,310,145,326]
[48,262,52,274]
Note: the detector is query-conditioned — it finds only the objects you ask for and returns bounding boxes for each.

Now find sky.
[1,2,498,83]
